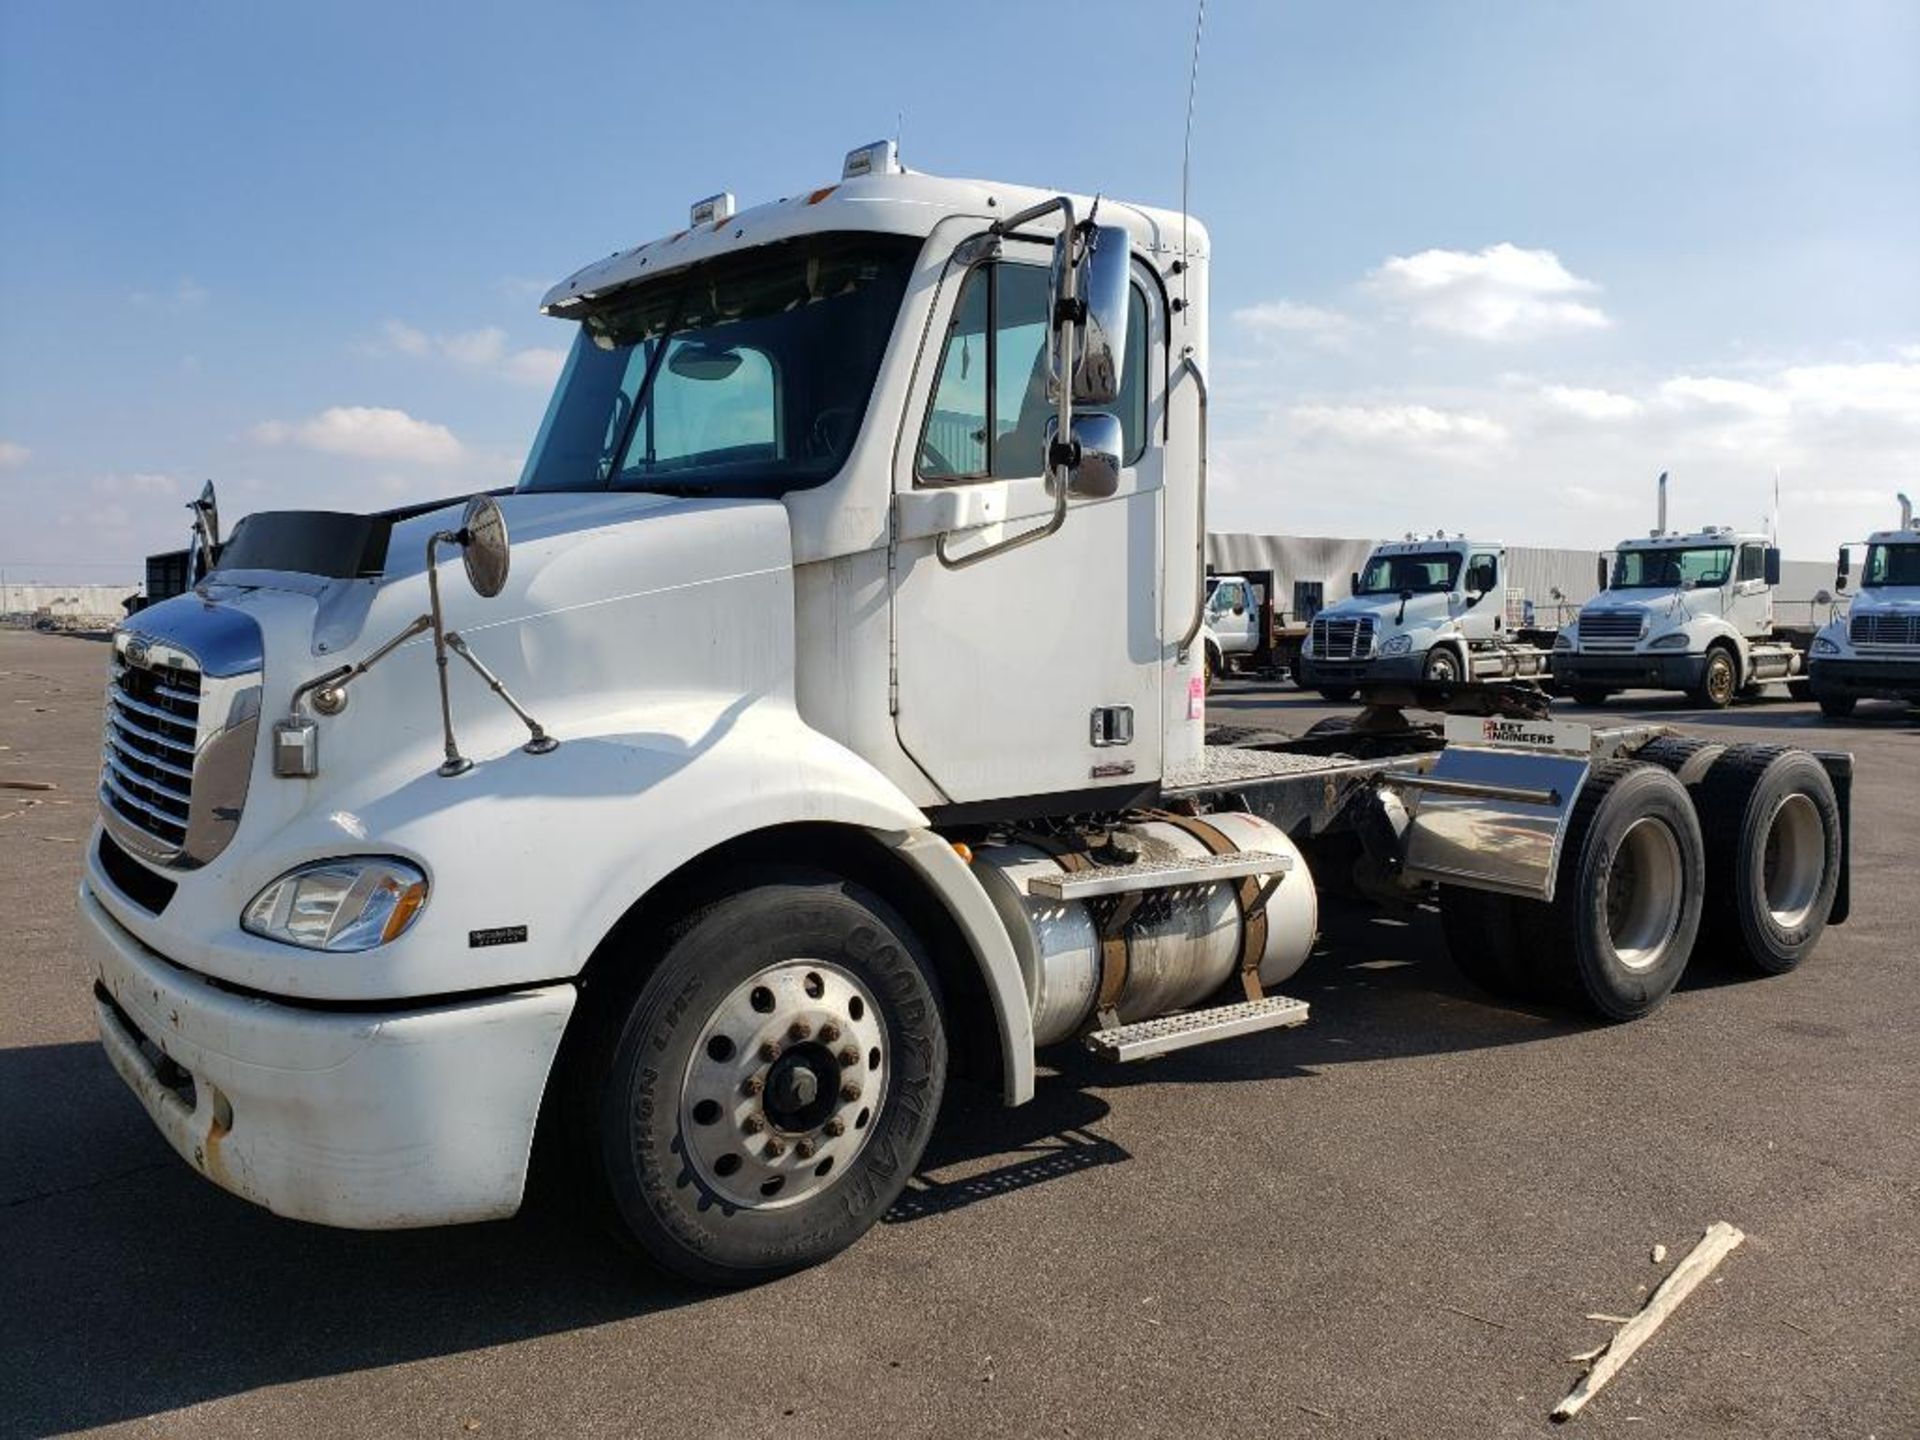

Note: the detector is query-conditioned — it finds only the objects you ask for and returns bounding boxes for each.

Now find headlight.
[1554,631,1574,650]
[242,858,429,952]
[1813,636,1840,654]
[1380,634,1413,656]
[1649,633,1691,649]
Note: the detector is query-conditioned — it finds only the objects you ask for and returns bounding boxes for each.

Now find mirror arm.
[1175,352,1209,657]
[426,529,472,777]
[287,613,432,721]
[445,631,559,755]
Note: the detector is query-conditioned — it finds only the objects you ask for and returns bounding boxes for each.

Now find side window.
[1738,545,1766,582]
[1466,553,1499,594]
[919,260,1154,482]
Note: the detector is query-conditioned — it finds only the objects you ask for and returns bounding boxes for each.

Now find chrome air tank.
[972,814,1317,1047]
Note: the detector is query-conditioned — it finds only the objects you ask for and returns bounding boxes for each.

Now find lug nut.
[742,1074,764,1097]
[788,1020,813,1042]
[759,1041,780,1063]
[819,1022,842,1043]
[837,1046,860,1068]
[742,1114,765,1135]
[795,1138,816,1159]
[839,1082,861,1103]
[764,1138,786,1158]
[823,1117,846,1137]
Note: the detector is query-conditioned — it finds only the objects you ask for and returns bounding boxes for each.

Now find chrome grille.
[102,649,201,852]
[1578,611,1644,646]
[1311,615,1376,660]
[1851,612,1920,647]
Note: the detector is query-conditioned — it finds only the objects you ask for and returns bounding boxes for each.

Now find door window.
[1465,553,1499,595]
[1737,545,1767,582]
[918,260,1151,483]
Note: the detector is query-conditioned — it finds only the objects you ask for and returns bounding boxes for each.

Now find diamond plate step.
[1024,850,1293,901]
[1085,994,1311,1062]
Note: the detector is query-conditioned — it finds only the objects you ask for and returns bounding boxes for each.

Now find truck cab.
[1295,537,1534,699]
[1203,573,1260,674]
[1809,494,1920,716]
[1554,526,1795,708]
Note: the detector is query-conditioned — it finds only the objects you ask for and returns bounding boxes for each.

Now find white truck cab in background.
[1294,536,1546,701]
[1553,475,1805,709]
[1810,493,1920,717]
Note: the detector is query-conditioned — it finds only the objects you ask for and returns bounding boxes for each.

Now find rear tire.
[1632,734,1727,787]
[1438,886,1539,1000]
[1693,745,1841,975]
[1815,692,1856,719]
[570,873,946,1286]
[1528,760,1704,1021]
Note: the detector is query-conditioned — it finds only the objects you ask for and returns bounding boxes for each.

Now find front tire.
[1568,686,1611,707]
[576,874,946,1285]
[1815,691,1857,719]
[1421,647,1461,685]
[1691,646,1739,709]
[1318,686,1356,703]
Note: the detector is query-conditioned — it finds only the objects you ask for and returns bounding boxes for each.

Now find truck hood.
[1316,591,1454,631]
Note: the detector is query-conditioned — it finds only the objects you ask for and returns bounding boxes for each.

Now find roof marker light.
[842,139,900,180]
[690,192,736,228]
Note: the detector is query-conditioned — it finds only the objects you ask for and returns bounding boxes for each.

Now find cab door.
[1460,550,1502,644]
[1730,542,1773,637]
[889,237,1162,806]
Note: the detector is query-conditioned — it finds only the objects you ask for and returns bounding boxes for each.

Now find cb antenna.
[1180,0,1208,314]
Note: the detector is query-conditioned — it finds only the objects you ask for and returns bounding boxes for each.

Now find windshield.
[1611,546,1731,590]
[1864,543,1920,587]
[1356,552,1460,595]
[517,232,919,497]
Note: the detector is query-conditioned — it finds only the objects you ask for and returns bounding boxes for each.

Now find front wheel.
[1421,647,1461,684]
[1318,686,1356,703]
[1690,646,1739,709]
[1815,691,1857,719]
[1568,686,1611,707]
[573,874,946,1285]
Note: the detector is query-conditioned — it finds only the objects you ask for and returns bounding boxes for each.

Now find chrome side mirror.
[1049,223,1131,408]
[459,494,511,598]
[1043,413,1124,499]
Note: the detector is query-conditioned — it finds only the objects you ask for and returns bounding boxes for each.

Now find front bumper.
[1809,656,1920,702]
[1551,651,1708,691]
[1297,653,1424,686]
[81,883,575,1229]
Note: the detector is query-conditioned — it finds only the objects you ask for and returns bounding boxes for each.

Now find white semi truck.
[1553,475,1811,709]
[80,148,1854,1285]
[1809,493,1920,717]
[1293,536,1550,701]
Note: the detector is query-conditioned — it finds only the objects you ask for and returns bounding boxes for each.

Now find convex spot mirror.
[459,495,511,598]
[668,344,744,381]
[1043,412,1124,499]
[1048,223,1131,408]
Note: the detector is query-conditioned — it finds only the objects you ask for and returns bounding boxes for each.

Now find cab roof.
[1617,528,1768,549]
[541,169,1206,315]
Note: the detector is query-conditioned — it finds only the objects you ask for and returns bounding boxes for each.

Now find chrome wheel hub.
[1606,817,1684,971]
[1761,792,1823,929]
[680,960,889,1209]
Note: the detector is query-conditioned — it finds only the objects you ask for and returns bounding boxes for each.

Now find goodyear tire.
[1529,760,1704,1021]
[1690,645,1739,709]
[1694,745,1841,975]
[574,873,946,1285]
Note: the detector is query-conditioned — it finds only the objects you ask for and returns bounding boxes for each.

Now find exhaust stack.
[1655,471,1669,537]
[1901,492,1914,530]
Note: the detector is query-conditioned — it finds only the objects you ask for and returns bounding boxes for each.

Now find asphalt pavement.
[2,629,1915,1439]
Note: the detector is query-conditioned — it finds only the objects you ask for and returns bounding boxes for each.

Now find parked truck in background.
[1201,569,1310,687]
[1553,474,1813,709]
[1809,493,1920,718]
[1293,536,1550,701]
[80,148,1853,1286]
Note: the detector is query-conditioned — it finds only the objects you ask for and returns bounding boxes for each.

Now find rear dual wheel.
[565,873,946,1286]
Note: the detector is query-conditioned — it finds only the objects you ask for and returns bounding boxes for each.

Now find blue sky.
[1,0,1914,583]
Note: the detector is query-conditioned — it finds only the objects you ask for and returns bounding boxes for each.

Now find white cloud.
[1289,402,1508,449]
[93,472,179,497]
[371,320,561,386]
[1658,375,1788,416]
[0,440,28,468]
[1233,300,1358,349]
[1539,384,1642,420]
[1370,243,1610,342]
[252,406,464,465]
[130,277,208,312]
